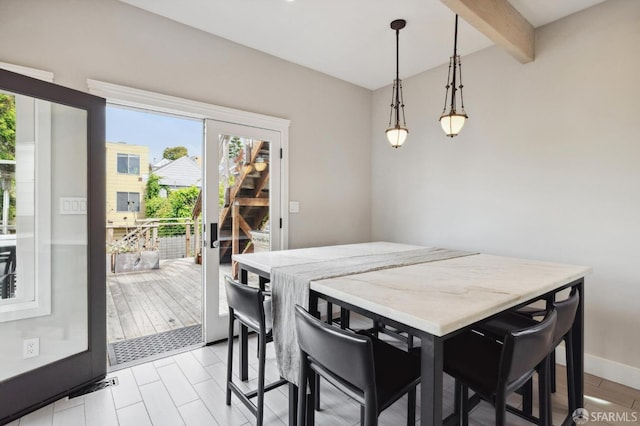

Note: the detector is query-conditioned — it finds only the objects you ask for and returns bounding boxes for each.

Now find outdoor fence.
[107,217,201,262]
[158,235,197,260]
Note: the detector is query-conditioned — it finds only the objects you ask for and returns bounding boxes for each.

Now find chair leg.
[454,380,469,426]
[363,393,378,426]
[550,350,557,393]
[314,373,321,411]
[454,380,461,418]
[256,331,267,426]
[522,379,533,416]
[240,324,249,381]
[289,383,298,426]
[538,358,552,426]
[309,371,317,425]
[406,386,416,426]
[565,335,576,414]
[297,359,308,426]
[459,382,469,426]
[494,391,507,426]
[256,335,260,359]
[226,313,234,405]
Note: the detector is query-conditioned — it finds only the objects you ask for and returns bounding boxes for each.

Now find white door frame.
[204,120,283,341]
[87,80,290,343]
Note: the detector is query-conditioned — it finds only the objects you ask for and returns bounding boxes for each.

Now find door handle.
[210,223,219,248]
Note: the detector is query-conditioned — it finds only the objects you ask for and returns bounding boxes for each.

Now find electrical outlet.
[23,338,39,359]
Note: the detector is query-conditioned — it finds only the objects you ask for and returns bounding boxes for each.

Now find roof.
[153,156,202,188]
[151,158,172,170]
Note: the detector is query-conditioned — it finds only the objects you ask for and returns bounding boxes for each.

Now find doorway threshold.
[107,324,202,368]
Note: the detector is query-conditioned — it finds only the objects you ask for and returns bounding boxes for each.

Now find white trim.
[87,79,290,251]
[86,79,290,131]
[0,62,53,82]
[280,126,289,250]
[556,346,640,391]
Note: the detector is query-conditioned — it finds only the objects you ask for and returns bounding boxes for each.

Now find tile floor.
[8,334,640,426]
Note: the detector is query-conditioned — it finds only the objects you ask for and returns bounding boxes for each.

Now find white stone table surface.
[311,253,591,336]
[233,241,424,273]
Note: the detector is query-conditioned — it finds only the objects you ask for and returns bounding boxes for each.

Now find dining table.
[233,241,590,426]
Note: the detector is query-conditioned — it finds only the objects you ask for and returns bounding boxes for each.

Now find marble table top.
[233,241,424,273]
[233,242,591,337]
[313,253,590,336]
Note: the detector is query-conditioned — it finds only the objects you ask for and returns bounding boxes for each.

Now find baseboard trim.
[556,346,640,390]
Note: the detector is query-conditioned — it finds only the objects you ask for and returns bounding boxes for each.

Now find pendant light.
[254,157,267,172]
[439,15,468,137]
[386,19,408,148]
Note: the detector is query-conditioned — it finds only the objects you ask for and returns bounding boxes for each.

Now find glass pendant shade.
[386,125,408,148]
[439,111,467,137]
[254,157,267,171]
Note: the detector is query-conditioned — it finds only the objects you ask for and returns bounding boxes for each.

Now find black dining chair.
[225,276,287,426]
[294,305,420,426]
[477,288,580,416]
[444,309,558,426]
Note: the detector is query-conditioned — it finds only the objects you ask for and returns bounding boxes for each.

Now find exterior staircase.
[219,141,270,273]
[191,140,270,276]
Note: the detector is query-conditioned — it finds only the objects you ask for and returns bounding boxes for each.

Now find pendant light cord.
[394,27,400,126]
[450,14,459,113]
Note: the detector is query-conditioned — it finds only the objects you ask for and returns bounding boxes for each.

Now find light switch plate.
[289,201,300,213]
[60,197,87,215]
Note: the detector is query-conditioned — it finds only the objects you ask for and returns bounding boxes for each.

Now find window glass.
[129,155,140,175]
[129,192,140,212]
[117,154,128,174]
[116,153,140,174]
[116,192,139,212]
[116,192,128,211]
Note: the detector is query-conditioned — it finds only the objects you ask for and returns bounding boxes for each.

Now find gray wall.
[0,0,373,249]
[372,0,640,385]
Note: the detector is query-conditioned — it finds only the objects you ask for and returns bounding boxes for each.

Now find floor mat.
[108,325,202,366]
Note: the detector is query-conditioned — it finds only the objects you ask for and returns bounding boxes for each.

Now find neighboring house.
[150,157,171,170]
[105,142,149,225]
[152,155,202,189]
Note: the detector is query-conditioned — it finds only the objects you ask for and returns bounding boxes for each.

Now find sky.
[106,105,203,165]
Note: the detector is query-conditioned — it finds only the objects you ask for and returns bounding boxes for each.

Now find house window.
[116,192,140,212]
[117,153,140,174]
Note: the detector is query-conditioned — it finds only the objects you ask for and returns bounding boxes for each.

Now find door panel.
[0,69,105,423]
[203,120,281,343]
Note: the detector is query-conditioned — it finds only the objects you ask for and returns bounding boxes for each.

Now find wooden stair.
[191,140,270,276]
[220,141,270,276]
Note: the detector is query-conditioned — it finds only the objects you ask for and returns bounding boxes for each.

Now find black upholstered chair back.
[295,305,376,396]
[553,288,579,346]
[500,309,557,387]
[225,275,265,332]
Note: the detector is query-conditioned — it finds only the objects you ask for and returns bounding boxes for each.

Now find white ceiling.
[120,0,606,90]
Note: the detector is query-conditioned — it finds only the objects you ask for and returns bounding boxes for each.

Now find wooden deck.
[107,258,206,344]
[107,257,260,344]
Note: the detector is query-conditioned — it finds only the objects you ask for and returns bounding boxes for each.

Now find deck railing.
[107,218,199,259]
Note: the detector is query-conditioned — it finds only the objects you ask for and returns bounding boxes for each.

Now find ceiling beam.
[441,0,534,63]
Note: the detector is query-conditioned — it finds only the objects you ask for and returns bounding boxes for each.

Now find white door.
[203,120,283,342]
